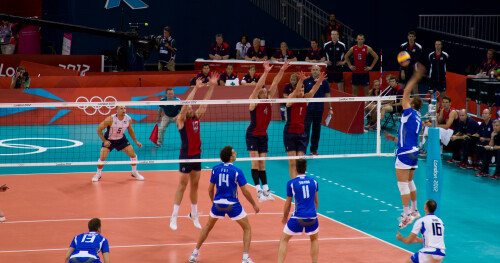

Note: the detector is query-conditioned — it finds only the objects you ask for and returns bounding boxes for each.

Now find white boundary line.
[0,237,375,253]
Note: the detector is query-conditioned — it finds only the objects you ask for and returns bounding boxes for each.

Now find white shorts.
[411,248,445,263]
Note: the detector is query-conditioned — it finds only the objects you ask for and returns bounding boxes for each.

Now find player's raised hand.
[263,61,273,72]
[280,60,291,71]
[317,71,326,83]
[195,77,204,87]
[209,72,220,85]
[297,71,308,80]
[414,62,427,78]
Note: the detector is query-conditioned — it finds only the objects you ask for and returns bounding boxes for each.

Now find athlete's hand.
[281,216,288,224]
[317,71,326,83]
[364,66,373,71]
[104,140,111,147]
[396,231,403,241]
[336,61,345,66]
[209,72,220,85]
[349,65,355,71]
[0,184,9,192]
[263,61,273,72]
[383,131,395,142]
[253,204,260,214]
[297,71,308,80]
[281,60,291,71]
[136,141,143,148]
[325,61,332,65]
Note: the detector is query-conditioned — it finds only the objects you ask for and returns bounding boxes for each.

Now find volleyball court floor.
[0,123,499,262]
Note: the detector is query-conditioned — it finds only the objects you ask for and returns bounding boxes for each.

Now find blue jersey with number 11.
[287,175,318,218]
[210,163,247,204]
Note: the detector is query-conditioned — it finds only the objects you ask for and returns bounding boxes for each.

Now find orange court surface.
[0,170,411,262]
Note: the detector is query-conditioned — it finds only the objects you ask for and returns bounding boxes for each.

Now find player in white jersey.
[93,106,143,182]
[384,63,424,229]
[188,146,259,263]
[397,199,445,263]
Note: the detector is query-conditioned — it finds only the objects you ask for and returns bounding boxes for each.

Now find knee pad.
[408,180,417,192]
[97,159,105,165]
[397,182,410,195]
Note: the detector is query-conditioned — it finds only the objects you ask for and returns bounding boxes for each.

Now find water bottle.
[491,70,495,79]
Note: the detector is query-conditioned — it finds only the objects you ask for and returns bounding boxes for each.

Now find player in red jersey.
[170,72,219,231]
[344,34,379,96]
[247,61,291,202]
[284,71,326,178]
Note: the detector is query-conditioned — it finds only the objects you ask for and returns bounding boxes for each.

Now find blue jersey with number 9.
[210,163,247,203]
[287,175,318,218]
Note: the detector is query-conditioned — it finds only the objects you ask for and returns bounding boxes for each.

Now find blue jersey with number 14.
[210,163,247,204]
[287,175,318,218]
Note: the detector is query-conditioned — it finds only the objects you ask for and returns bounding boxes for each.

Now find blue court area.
[1,122,499,262]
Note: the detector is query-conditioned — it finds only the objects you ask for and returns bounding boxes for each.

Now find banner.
[62,33,72,55]
[0,55,103,77]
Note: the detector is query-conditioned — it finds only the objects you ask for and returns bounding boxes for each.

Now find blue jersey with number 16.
[287,175,318,218]
[210,163,247,204]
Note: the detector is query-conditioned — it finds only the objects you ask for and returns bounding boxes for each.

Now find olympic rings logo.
[76,96,117,115]
[0,138,83,156]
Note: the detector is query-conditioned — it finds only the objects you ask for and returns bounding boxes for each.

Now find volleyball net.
[0,96,397,167]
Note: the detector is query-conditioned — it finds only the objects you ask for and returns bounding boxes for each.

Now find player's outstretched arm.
[127,122,142,148]
[396,231,420,244]
[208,183,215,202]
[177,79,202,129]
[305,72,326,98]
[249,61,272,100]
[402,62,425,110]
[282,196,292,224]
[268,60,291,98]
[286,72,305,107]
[240,185,260,213]
[197,72,219,120]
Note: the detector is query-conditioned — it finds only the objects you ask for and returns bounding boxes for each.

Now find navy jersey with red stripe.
[179,116,201,156]
[247,103,272,136]
[285,103,307,134]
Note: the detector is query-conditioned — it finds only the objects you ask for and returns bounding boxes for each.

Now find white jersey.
[106,114,131,140]
[411,214,446,250]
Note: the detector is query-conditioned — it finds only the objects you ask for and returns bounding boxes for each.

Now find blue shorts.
[246,133,268,153]
[351,73,370,86]
[102,136,130,152]
[210,202,247,220]
[395,149,418,169]
[283,217,319,235]
[179,153,201,173]
[283,131,307,152]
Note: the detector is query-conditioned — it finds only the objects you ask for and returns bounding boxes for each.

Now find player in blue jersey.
[397,199,446,263]
[278,159,319,263]
[384,63,424,229]
[188,146,260,263]
[64,218,110,263]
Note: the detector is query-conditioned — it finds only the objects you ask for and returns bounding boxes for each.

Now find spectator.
[218,64,238,86]
[156,88,182,148]
[428,40,449,99]
[0,20,19,54]
[473,109,493,171]
[283,73,299,98]
[245,38,268,61]
[448,110,479,168]
[479,49,496,76]
[303,65,333,155]
[368,79,381,96]
[321,14,342,44]
[344,34,379,96]
[236,34,251,60]
[195,63,211,84]
[157,26,176,71]
[64,218,110,263]
[324,30,347,92]
[10,66,30,89]
[365,75,393,127]
[271,42,297,62]
[399,31,423,91]
[365,76,404,130]
[305,40,325,63]
[475,119,500,179]
[241,65,260,85]
[209,34,229,60]
[0,184,8,222]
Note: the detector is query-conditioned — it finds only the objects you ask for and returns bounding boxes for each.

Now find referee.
[156,87,182,147]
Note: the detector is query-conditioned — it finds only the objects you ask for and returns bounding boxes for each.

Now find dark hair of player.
[88,218,101,232]
[296,159,307,174]
[220,145,233,163]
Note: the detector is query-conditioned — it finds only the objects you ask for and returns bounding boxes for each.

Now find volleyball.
[397,51,411,67]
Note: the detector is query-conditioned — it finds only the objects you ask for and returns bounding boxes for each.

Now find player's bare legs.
[174,172,190,205]
[286,151,297,179]
[396,169,411,207]
[352,85,359,96]
[363,85,369,96]
[122,145,143,180]
[277,233,292,263]
[194,216,218,249]
[93,147,110,182]
[310,233,319,263]
[189,171,201,206]
[235,216,252,253]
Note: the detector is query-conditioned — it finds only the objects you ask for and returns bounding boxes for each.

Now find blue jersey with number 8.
[210,163,247,204]
[287,175,318,218]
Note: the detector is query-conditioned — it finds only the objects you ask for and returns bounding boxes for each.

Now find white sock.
[243,252,249,260]
[97,168,102,174]
[403,205,410,216]
[262,184,269,191]
[256,185,262,192]
[131,165,137,172]
[411,200,418,211]
[193,248,199,254]
[191,204,198,215]
[172,204,179,216]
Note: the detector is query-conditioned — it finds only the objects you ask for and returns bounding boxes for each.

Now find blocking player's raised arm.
[402,62,425,110]
[197,72,219,120]
[286,72,305,107]
[268,61,291,98]
[304,72,326,98]
[249,61,272,100]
